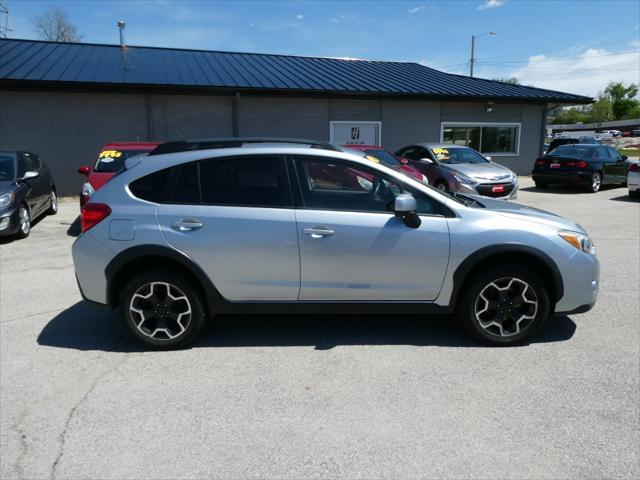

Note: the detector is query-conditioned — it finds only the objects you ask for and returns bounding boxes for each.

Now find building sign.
[330,121,381,146]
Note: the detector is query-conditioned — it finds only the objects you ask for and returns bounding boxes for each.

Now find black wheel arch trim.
[104,244,226,313]
[103,244,454,315]
[450,244,564,306]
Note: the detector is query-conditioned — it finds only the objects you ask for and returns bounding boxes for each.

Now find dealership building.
[0,38,591,194]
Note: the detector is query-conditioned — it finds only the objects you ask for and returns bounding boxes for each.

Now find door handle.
[303,226,335,238]
[172,219,203,232]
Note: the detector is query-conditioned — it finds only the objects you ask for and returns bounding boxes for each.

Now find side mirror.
[621,155,628,161]
[394,193,421,228]
[484,156,492,161]
[21,171,39,181]
[419,157,434,165]
[78,165,90,176]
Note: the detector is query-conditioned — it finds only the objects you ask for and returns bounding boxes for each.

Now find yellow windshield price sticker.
[99,150,123,159]
[432,147,449,160]
[365,155,380,163]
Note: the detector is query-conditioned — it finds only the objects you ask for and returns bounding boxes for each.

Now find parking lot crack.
[48,352,135,480]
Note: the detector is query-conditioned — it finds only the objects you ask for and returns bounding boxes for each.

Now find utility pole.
[0,2,11,39]
[469,32,497,77]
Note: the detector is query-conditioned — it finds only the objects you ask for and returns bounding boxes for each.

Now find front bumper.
[554,250,600,314]
[0,207,20,237]
[458,180,518,200]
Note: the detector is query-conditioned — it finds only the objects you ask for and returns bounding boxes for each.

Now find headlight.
[558,231,596,255]
[451,171,477,185]
[81,182,95,198]
[0,192,15,208]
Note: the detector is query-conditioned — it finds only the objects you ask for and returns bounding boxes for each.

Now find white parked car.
[628,162,640,198]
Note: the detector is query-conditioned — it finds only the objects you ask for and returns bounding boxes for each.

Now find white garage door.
[330,121,381,146]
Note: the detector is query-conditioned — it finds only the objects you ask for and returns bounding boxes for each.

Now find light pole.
[470,32,497,78]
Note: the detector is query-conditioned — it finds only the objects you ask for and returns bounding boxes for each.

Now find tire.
[630,190,640,199]
[435,181,448,192]
[535,181,548,189]
[119,271,207,349]
[47,189,58,215]
[456,265,551,346]
[16,205,31,239]
[587,172,602,193]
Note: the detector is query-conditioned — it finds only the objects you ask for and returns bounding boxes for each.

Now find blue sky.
[3,0,639,96]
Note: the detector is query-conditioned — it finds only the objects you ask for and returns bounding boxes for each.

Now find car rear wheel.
[120,271,207,348]
[587,172,602,193]
[456,266,550,346]
[16,205,30,238]
[535,181,548,189]
[47,189,58,215]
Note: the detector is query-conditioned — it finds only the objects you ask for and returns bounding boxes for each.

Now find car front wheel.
[457,266,551,346]
[47,189,58,215]
[16,205,30,238]
[120,271,207,348]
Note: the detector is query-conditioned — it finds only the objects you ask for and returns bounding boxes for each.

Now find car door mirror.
[394,193,421,228]
[21,171,39,181]
[621,155,628,161]
[78,165,90,176]
[484,156,492,161]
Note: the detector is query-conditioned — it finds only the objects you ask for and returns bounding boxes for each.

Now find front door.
[292,155,450,301]
[156,156,300,302]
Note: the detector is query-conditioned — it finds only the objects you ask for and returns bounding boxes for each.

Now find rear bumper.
[532,172,591,185]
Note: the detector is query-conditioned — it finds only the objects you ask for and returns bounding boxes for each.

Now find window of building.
[441,123,520,155]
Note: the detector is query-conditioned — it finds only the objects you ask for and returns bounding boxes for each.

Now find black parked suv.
[0,151,57,238]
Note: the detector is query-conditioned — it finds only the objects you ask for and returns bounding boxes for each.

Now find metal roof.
[0,38,592,103]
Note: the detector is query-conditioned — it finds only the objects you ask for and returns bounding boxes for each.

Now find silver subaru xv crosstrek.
[72,138,599,348]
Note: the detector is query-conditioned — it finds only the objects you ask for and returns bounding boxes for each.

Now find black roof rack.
[149,137,340,156]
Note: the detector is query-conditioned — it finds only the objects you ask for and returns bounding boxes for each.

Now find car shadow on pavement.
[609,194,638,202]
[519,185,624,195]
[66,215,81,237]
[37,301,577,352]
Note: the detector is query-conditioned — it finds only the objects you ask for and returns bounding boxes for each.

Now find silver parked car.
[628,161,639,198]
[72,138,599,348]
[395,143,518,199]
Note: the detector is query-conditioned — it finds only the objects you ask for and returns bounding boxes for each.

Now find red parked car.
[340,144,428,184]
[78,142,159,207]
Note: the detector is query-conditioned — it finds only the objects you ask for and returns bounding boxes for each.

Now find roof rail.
[149,137,340,156]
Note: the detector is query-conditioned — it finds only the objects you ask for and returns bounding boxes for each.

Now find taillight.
[81,203,111,232]
[565,160,588,168]
[630,163,639,172]
[535,159,546,166]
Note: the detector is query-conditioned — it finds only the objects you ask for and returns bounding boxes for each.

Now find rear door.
[595,147,618,184]
[156,155,300,302]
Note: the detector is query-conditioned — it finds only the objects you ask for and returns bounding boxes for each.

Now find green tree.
[604,82,639,120]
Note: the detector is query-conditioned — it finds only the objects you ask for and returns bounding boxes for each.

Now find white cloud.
[296,14,304,20]
[493,48,640,97]
[408,6,426,14]
[478,0,506,10]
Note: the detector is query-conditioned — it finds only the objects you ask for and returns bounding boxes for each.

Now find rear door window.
[199,155,290,207]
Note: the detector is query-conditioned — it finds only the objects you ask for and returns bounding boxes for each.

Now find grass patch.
[619,148,640,157]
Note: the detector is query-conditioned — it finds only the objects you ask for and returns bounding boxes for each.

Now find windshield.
[547,145,593,159]
[430,147,489,165]
[0,155,15,181]
[94,149,152,173]
[363,149,401,168]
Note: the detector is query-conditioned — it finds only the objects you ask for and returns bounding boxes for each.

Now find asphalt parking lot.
[1,177,638,479]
